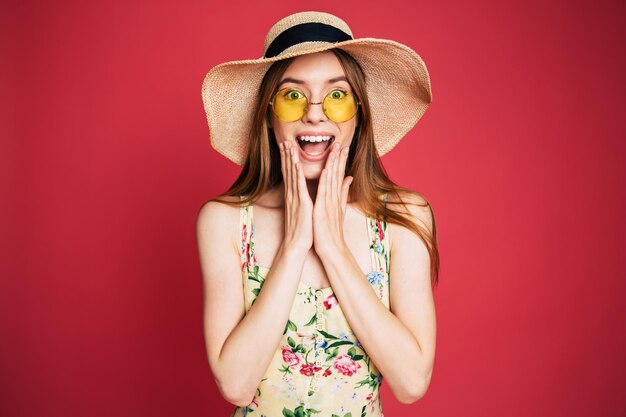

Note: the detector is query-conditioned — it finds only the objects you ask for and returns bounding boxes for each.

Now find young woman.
[197,11,439,416]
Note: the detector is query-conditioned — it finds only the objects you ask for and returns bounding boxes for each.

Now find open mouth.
[296,135,335,157]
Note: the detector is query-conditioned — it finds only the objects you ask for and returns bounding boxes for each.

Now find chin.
[302,163,325,180]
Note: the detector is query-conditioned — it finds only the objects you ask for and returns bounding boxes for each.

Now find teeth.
[297,135,333,142]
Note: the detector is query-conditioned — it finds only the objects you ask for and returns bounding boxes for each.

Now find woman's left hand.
[313,143,353,259]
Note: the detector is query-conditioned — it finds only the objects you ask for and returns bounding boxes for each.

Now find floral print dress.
[232,197,390,417]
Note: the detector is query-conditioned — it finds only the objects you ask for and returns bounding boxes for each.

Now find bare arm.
[197,142,313,407]
[317,191,437,404]
[197,200,308,406]
[312,145,436,402]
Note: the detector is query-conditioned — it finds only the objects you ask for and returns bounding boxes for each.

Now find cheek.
[339,122,357,145]
[269,116,291,143]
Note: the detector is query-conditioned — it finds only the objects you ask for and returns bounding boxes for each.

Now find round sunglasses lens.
[323,90,358,122]
[272,88,307,122]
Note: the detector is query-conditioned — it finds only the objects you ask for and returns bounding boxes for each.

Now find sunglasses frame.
[269,87,361,123]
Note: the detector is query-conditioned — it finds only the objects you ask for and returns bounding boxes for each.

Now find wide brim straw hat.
[201,11,432,166]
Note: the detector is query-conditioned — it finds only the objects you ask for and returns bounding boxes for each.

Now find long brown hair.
[213,49,440,288]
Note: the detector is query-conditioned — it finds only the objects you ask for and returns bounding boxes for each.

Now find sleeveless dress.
[232,198,390,417]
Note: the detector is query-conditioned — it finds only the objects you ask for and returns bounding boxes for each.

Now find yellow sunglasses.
[270,87,360,123]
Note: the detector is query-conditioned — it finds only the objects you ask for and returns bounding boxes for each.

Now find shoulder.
[387,189,435,235]
[196,196,242,247]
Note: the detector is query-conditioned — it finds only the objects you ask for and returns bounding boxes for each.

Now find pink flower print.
[366,392,373,401]
[376,219,385,242]
[240,224,249,271]
[323,368,332,377]
[281,346,302,368]
[323,294,338,310]
[333,353,361,376]
[241,224,248,252]
[241,242,252,271]
[299,363,322,376]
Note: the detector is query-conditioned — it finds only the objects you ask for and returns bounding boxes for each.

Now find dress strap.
[366,193,390,274]
[239,196,257,272]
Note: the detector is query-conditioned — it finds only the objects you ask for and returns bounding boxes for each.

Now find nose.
[302,97,327,124]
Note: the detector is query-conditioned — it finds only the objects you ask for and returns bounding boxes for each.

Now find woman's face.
[270,51,358,180]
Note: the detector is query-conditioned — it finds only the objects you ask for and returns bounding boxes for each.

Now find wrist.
[315,239,349,264]
[278,242,309,264]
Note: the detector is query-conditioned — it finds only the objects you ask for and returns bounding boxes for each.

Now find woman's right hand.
[279,141,313,255]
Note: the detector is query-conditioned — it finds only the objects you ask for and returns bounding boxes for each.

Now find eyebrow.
[277,76,349,88]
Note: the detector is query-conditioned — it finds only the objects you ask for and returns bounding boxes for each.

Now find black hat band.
[264,22,353,58]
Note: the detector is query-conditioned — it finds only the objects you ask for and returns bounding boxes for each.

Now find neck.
[271,179,319,205]
[305,178,319,202]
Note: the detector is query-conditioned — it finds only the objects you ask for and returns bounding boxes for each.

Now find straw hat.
[201,11,432,166]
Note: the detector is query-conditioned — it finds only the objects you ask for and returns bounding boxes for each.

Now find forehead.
[280,51,347,84]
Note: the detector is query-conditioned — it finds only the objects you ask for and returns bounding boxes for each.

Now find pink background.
[2,0,625,416]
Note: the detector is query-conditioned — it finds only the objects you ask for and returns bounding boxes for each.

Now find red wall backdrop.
[2,0,625,416]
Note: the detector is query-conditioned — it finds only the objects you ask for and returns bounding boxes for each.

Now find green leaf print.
[361,406,367,417]
[251,288,260,296]
[283,405,320,417]
[317,330,338,339]
[345,346,365,361]
[287,336,296,348]
[355,371,381,389]
[326,347,339,361]
[283,319,297,335]
[304,314,316,326]
[355,377,370,388]
[279,364,293,375]
[326,340,354,349]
